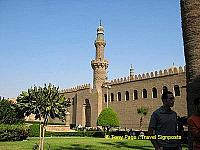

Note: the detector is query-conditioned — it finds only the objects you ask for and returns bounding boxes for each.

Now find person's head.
[194,97,200,114]
[161,91,175,107]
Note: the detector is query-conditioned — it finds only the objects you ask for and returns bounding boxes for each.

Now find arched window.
[152,87,157,98]
[118,92,121,101]
[111,93,114,101]
[85,99,89,104]
[163,86,168,93]
[125,91,129,101]
[143,89,147,98]
[134,90,138,100]
[174,85,180,96]
[104,94,107,102]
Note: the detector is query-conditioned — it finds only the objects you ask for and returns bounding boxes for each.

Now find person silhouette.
[148,91,181,150]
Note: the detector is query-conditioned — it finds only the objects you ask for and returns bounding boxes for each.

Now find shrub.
[27,121,105,138]
[0,124,29,141]
[26,121,65,125]
[97,107,119,132]
[28,121,65,137]
[29,123,40,137]
[45,131,105,138]
[0,97,24,124]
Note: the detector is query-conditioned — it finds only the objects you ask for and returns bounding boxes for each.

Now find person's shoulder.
[171,110,177,115]
[152,107,162,115]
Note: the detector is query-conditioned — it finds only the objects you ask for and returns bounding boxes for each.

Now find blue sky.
[0,0,185,98]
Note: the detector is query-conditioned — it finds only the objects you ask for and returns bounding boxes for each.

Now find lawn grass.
[0,137,188,150]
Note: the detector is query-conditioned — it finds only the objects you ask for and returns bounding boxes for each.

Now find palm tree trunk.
[181,0,200,116]
[180,0,200,149]
[139,117,143,131]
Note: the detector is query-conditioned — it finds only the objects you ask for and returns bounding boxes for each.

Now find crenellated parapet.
[60,84,91,93]
[109,66,186,85]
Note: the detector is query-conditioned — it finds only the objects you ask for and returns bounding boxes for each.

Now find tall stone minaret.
[91,21,108,92]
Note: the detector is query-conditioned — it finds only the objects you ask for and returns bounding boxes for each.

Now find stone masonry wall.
[102,72,186,130]
[62,67,187,130]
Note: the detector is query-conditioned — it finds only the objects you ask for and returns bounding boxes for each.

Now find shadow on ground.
[54,144,95,150]
[100,141,153,150]
[53,142,153,150]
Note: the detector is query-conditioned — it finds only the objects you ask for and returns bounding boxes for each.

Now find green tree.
[137,106,148,131]
[97,107,119,133]
[17,83,67,150]
[0,97,24,124]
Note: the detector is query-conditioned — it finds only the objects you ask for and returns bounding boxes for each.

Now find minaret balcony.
[91,59,108,69]
[94,40,106,47]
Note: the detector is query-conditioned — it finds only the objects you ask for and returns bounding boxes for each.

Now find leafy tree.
[17,83,67,150]
[0,97,24,124]
[97,107,119,133]
[137,106,148,131]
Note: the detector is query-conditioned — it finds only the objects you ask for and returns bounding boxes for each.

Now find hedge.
[28,121,65,137]
[25,121,65,125]
[0,124,29,141]
[45,131,105,138]
[28,122,105,138]
[29,123,40,137]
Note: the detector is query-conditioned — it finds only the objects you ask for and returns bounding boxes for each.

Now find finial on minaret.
[96,20,105,40]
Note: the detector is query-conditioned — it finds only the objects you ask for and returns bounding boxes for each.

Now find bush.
[0,124,29,141]
[27,121,105,138]
[29,123,40,137]
[26,121,65,125]
[0,97,24,124]
[28,121,65,137]
[45,131,105,138]
[97,107,119,132]
[108,131,129,136]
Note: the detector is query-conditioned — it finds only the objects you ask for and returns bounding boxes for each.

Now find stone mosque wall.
[62,66,187,130]
[102,67,186,129]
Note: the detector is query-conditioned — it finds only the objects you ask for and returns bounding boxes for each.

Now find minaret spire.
[100,19,102,26]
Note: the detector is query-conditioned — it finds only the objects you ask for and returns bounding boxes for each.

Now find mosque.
[58,23,187,130]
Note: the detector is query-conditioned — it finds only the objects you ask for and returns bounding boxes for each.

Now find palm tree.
[181,0,200,116]
[137,107,148,131]
[180,0,200,149]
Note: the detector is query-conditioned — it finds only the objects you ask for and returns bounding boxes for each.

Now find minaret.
[130,64,134,77]
[91,21,109,91]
